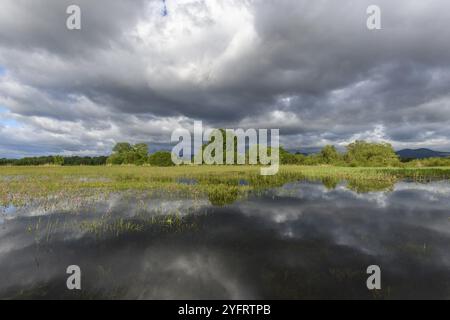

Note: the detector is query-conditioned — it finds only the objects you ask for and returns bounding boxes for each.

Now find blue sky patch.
[0,118,18,127]
[0,106,19,128]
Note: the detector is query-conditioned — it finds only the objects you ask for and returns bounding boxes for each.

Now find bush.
[53,156,64,166]
[279,147,299,164]
[107,142,149,165]
[344,140,400,167]
[148,151,175,167]
[320,145,341,164]
[408,157,450,167]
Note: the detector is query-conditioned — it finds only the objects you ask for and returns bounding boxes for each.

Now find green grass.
[2,165,450,207]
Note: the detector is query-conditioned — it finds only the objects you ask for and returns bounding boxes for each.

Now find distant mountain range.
[291,148,450,160]
[396,148,450,159]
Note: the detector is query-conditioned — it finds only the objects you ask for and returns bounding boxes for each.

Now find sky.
[1,0,450,158]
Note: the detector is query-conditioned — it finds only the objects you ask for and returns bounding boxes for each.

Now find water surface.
[1,180,450,299]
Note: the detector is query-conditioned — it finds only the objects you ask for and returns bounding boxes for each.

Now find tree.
[53,156,64,166]
[294,153,307,165]
[279,147,298,164]
[148,151,175,167]
[133,143,150,165]
[303,153,323,165]
[112,142,133,154]
[107,142,149,165]
[320,145,341,164]
[345,140,400,167]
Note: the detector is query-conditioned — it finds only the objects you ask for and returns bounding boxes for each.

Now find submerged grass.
[1,165,450,207]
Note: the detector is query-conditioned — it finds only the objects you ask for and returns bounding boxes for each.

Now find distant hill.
[396,148,450,160]
[290,147,450,160]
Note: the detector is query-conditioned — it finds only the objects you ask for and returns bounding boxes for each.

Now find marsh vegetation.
[2,165,450,208]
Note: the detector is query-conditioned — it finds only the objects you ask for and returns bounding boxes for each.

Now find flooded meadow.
[1,166,450,299]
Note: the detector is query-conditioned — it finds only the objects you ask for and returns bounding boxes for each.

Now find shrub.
[148,151,175,167]
[344,140,400,167]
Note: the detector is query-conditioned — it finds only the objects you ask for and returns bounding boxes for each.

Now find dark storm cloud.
[1,0,450,156]
[0,0,148,55]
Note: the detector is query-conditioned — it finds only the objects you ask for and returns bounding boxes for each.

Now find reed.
[2,165,450,207]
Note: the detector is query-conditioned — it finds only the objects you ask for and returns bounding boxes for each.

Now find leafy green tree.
[134,143,149,157]
[279,147,298,164]
[107,153,124,165]
[133,143,149,165]
[320,145,341,164]
[294,153,307,165]
[345,140,400,167]
[303,154,323,165]
[112,142,133,154]
[52,156,64,166]
[148,151,175,167]
[107,142,149,165]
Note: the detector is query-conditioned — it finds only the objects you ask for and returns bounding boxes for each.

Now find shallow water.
[1,180,450,299]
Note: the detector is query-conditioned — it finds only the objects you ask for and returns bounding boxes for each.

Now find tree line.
[0,155,108,166]
[106,139,447,167]
[1,139,449,167]
[279,141,401,167]
[106,143,174,166]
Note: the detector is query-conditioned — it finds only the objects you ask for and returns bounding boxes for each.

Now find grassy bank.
[1,165,450,207]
